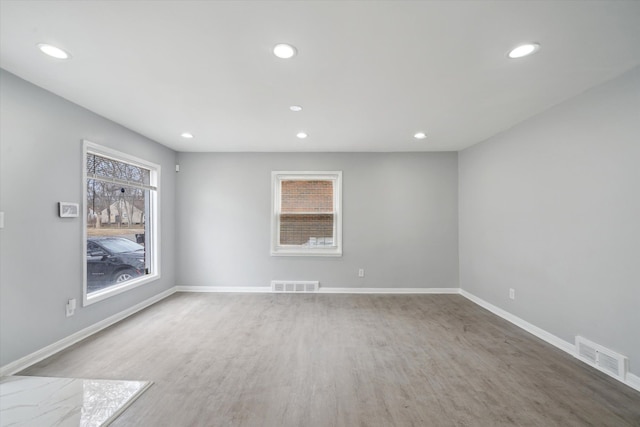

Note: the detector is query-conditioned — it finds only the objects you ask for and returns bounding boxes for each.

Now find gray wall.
[0,70,177,366]
[459,67,640,376]
[176,152,459,289]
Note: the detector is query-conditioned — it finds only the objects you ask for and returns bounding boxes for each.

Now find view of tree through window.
[85,151,153,295]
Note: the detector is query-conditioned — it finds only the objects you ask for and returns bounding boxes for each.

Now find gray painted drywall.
[0,70,177,367]
[459,67,640,376]
[176,152,459,289]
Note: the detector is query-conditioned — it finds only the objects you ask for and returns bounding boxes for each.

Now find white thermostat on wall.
[59,202,79,218]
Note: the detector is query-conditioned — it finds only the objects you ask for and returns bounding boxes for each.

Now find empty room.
[1,1,639,426]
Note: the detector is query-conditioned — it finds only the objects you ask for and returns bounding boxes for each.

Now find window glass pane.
[280,214,335,246]
[86,178,149,294]
[281,180,333,213]
[87,153,150,186]
[279,180,335,247]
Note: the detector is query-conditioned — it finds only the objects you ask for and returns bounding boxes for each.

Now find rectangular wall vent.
[271,280,319,293]
[575,336,628,381]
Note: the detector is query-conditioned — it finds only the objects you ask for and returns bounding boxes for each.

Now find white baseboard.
[175,286,271,293]
[0,287,176,376]
[319,287,459,294]
[627,373,640,392]
[175,286,459,294]
[459,289,640,393]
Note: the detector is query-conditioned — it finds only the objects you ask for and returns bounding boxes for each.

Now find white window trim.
[82,140,161,306]
[271,171,342,257]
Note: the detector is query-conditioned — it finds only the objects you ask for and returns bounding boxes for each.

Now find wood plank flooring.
[20,293,640,426]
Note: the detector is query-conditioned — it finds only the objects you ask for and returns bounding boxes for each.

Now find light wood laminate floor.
[21,293,640,426]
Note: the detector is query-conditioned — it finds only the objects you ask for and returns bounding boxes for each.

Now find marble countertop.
[0,375,151,426]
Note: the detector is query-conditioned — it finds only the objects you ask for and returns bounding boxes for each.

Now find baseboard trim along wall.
[0,287,176,376]
[175,286,272,293]
[320,287,459,294]
[2,285,638,393]
[628,373,640,391]
[175,286,460,294]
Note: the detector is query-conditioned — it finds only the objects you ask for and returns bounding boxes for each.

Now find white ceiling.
[1,1,640,153]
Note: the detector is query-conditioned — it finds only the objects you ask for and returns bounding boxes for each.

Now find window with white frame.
[83,140,160,305]
[271,171,342,256]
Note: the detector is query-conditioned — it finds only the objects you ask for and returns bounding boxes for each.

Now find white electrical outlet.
[509,288,515,300]
[66,298,76,317]
[358,268,365,278]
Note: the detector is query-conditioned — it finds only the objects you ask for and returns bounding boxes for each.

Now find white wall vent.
[271,280,319,293]
[575,336,628,381]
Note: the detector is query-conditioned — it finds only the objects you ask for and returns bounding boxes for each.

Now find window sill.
[270,248,342,257]
[83,273,161,306]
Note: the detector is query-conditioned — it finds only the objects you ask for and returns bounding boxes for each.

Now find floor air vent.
[271,280,319,293]
[575,336,627,381]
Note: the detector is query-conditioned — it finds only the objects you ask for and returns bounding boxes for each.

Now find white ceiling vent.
[575,336,628,381]
[271,280,318,293]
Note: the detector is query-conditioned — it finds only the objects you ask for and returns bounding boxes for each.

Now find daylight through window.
[83,141,159,305]
[271,171,342,256]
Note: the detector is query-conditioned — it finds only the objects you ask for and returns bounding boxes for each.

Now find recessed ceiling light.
[508,43,540,59]
[289,105,303,112]
[181,132,194,139]
[414,132,427,140]
[37,43,71,59]
[273,43,297,59]
[296,132,308,139]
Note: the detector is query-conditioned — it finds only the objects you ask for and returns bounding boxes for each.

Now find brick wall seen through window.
[280,180,334,245]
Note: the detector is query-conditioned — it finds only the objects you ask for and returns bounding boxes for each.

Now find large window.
[83,141,160,305]
[271,171,342,256]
